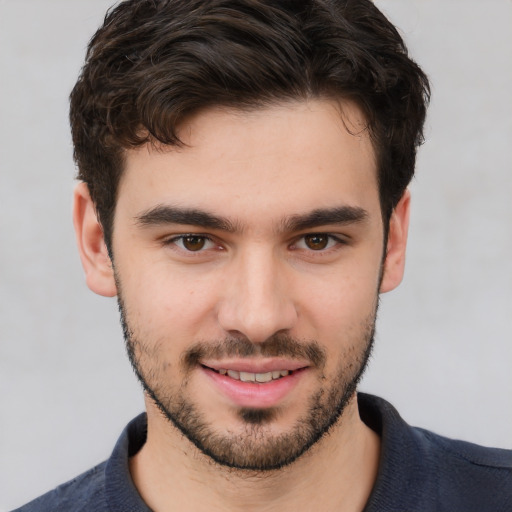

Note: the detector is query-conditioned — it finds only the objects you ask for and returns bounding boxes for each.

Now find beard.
[118,296,376,472]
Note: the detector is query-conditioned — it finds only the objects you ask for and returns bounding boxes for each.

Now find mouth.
[204,366,297,383]
[199,361,309,408]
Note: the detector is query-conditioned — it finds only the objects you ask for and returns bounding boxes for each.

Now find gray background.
[1,1,511,510]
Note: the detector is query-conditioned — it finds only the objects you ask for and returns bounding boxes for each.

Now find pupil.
[184,236,205,251]
[305,234,328,250]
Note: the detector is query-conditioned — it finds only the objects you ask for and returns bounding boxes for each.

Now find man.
[15,0,511,511]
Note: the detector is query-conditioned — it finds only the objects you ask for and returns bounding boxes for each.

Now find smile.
[201,363,308,408]
[213,368,291,383]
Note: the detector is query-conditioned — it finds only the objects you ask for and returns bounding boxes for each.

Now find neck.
[130,393,380,512]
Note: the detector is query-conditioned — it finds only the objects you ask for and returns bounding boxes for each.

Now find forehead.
[117,99,380,223]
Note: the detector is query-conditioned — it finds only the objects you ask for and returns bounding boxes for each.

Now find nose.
[217,246,298,343]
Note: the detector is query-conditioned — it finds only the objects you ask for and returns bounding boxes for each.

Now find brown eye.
[182,236,206,251]
[304,234,329,250]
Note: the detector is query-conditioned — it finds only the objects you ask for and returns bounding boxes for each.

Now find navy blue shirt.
[14,394,512,511]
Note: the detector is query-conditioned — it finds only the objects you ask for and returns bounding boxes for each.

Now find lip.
[200,357,310,374]
[200,362,309,409]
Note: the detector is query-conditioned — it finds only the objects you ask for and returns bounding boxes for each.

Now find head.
[70,0,429,251]
[71,0,429,472]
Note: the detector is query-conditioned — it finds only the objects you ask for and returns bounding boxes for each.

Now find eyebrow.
[282,206,368,232]
[135,204,368,233]
[135,205,238,232]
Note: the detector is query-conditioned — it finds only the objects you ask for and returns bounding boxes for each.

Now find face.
[81,100,407,470]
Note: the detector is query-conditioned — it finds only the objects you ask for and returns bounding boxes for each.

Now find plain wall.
[1,1,511,509]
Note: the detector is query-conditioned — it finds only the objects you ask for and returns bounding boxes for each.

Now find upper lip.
[200,358,310,373]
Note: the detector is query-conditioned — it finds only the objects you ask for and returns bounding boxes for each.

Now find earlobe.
[380,190,411,293]
[73,182,117,297]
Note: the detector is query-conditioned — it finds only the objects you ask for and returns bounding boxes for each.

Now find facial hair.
[118,292,376,472]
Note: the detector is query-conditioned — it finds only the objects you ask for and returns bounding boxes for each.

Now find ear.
[380,189,411,293]
[73,182,117,297]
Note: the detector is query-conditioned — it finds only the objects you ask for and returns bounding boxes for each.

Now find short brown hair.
[70,0,430,249]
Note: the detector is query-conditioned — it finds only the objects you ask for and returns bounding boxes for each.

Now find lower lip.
[201,367,307,408]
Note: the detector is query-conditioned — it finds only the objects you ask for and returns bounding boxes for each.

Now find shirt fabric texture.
[14,393,512,512]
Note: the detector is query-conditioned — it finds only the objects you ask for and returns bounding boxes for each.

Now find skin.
[73,99,410,512]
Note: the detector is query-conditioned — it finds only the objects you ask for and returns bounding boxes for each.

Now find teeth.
[227,370,240,379]
[240,371,255,382]
[219,369,290,382]
[255,372,273,383]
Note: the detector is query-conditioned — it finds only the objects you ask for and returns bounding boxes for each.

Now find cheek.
[119,262,222,338]
[295,261,381,332]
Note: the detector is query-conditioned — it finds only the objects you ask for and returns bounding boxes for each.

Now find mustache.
[183,335,326,370]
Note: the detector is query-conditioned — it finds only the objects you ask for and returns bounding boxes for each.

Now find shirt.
[14,393,512,511]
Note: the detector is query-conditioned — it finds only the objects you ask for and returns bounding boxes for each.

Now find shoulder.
[12,461,108,512]
[417,426,512,469]
[412,426,512,510]
[13,413,148,512]
[358,393,512,512]
[416,426,512,477]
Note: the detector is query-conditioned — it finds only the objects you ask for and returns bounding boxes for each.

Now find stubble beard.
[118,297,376,472]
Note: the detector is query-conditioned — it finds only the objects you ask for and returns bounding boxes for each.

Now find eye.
[293,234,340,251]
[171,235,216,252]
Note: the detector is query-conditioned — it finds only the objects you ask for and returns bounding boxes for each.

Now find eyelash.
[290,233,346,252]
[164,234,219,253]
[163,233,347,254]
